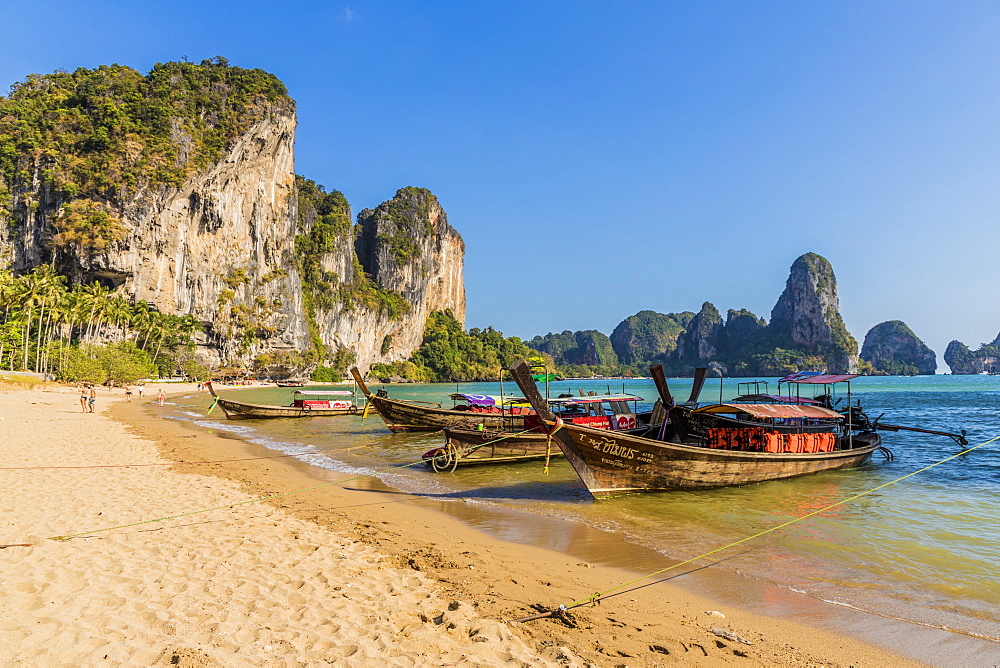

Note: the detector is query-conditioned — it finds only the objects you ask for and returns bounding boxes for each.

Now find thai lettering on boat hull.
[581,434,637,460]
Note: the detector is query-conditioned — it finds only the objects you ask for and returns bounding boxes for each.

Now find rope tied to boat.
[544,417,564,475]
[512,431,1000,624]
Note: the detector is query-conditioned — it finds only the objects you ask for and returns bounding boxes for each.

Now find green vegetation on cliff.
[294,175,352,315]
[375,186,437,263]
[610,310,694,365]
[860,320,936,375]
[370,310,541,382]
[0,57,291,204]
[944,336,1000,374]
[293,176,410,367]
[529,330,618,366]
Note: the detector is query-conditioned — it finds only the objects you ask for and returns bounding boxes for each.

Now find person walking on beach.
[137,383,144,399]
[157,389,166,407]
[125,385,133,402]
[79,385,88,413]
[88,384,97,413]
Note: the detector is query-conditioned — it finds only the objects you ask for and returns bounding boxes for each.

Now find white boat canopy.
[293,390,354,396]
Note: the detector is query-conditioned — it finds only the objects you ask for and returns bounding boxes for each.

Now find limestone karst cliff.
[528,330,619,368]
[293,185,466,372]
[768,253,858,373]
[531,253,859,377]
[944,335,1000,374]
[675,302,725,364]
[644,253,856,375]
[860,321,936,375]
[0,59,464,374]
[609,310,694,364]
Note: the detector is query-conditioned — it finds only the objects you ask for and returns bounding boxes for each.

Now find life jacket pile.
[467,405,503,413]
[466,405,534,415]
[706,428,837,453]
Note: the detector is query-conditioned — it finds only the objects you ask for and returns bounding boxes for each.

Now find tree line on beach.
[0,266,205,384]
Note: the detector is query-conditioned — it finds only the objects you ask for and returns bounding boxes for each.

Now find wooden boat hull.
[549,421,880,497]
[205,382,356,419]
[433,427,558,467]
[364,393,528,432]
[214,396,357,419]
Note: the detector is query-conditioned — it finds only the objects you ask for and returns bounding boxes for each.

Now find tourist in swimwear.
[125,385,132,402]
[88,384,97,413]
[79,385,88,413]
[157,389,166,407]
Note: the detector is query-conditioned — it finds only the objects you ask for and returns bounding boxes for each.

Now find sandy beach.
[0,381,988,665]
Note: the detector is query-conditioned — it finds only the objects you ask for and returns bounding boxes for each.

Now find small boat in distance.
[351,367,535,432]
[275,380,306,387]
[206,382,358,419]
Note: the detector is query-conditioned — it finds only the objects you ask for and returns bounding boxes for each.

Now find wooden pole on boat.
[350,367,372,398]
[688,367,709,404]
[510,361,557,422]
[350,367,373,422]
[875,422,969,446]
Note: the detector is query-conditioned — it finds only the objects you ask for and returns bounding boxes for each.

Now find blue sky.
[2,1,999,368]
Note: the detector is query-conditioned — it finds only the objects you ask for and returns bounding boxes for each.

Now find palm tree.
[130,300,155,346]
[106,295,132,340]
[13,272,43,370]
[79,281,111,345]
[31,267,67,372]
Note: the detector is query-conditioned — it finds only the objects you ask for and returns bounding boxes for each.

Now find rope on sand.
[36,428,535,543]
[511,433,1000,623]
[0,442,384,471]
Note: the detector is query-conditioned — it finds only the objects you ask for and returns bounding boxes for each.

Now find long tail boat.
[206,382,358,419]
[351,367,535,432]
[426,392,647,471]
[507,360,884,497]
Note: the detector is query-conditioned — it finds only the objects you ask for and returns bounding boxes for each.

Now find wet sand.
[2,382,994,664]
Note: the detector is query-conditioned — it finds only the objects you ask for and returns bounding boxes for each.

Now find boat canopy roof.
[780,371,859,384]
[549,393,644,405]
[732,393,821,405]
[692,403,842,419]
[294,390,354,396]
[450,393,526,406]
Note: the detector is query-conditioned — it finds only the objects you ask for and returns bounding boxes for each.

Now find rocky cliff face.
[594,253,857,376]
[769,253,858,373]
[724,309,767,355]
[675,302,724,364]
[355,188,465,328]
[529,330,618,367]
[1,102,306,366]
[609,310,694,364]
[860,321,936,375]
[0,61,465,374]
[944,335,1000,374]
[305,186,466,371]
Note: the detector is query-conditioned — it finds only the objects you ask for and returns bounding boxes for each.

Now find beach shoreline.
[0,381,992,665]
[117,385,997,664]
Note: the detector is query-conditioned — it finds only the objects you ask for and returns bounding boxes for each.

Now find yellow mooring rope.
[543,417,565,475]
[42,428,534,543]
[512,433,1000,622]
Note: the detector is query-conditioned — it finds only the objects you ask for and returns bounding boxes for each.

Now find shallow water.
[175,376,1000,639]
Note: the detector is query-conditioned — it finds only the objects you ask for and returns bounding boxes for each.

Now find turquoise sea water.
[171,375,1000,640]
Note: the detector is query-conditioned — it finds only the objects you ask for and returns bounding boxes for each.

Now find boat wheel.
[431,441,460,473]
